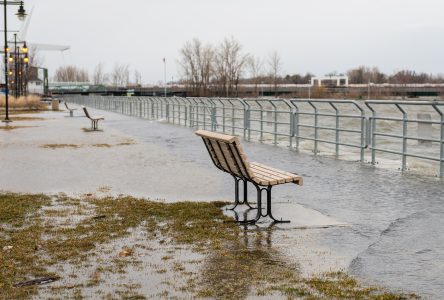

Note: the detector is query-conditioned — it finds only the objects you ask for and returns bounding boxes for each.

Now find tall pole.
[163,57,166,97]
[3,0,10,122]
[14,33,18,98]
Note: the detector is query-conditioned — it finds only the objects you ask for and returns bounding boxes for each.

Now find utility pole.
[163,57,167,97]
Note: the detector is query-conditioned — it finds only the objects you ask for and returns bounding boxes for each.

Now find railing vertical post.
[294,104,299,151]
[361,113,366,163]
[259,103,264,142]
[365,103,377,165]
[308,101,318,154]
[273,103,278,145]
[244,101,251,141]
[202,100,207,130]
[440,113,444,178]
[222,102,226,133]
[395,104,408,171]
[432,104,444,178]
[330,102,340,157]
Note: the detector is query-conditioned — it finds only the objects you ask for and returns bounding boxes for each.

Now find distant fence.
[64,95,444,178]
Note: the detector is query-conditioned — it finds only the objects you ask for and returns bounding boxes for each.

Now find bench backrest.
[82,106,91,119]
[195,130,254,180]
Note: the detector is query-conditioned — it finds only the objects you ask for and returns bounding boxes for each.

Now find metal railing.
[64,95,444,177]
[366,100,444,177]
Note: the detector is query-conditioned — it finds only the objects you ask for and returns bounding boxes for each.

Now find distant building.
[27,67,49,95]
[311,75,349,87]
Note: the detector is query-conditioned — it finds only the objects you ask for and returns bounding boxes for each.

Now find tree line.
[53,62,140,87]
[52,37,444,95]
[178,37,283,97]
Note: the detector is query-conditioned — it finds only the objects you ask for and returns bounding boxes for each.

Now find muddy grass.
[0,125,37,131]
[0,109,49,115]
[4,116,46,121]
[0,193,418,299]
[41,140,136,149]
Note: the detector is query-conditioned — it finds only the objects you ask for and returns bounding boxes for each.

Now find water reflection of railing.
[64,95,444,178]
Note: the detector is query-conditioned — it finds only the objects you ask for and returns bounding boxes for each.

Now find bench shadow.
[81,128,104,133]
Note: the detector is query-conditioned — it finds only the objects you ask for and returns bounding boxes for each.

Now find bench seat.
[250,162,303,186]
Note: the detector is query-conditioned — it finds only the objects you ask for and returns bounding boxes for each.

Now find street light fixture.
[2,0,27,122]
[9,33,29,97]
[15,1,26,20]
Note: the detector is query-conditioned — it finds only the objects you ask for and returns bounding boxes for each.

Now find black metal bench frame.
[64,102,77,117]
[200,137,291,224]
[82,106,104,131]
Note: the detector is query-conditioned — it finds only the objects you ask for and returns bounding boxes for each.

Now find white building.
[311,75,349,87]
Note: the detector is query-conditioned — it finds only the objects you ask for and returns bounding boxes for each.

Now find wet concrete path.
[1,106,443,298]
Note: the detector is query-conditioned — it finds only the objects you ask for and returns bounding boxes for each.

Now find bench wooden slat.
[250,167,285,184]
[196,130,236,143]
[250,164,294,183]
[209,139,230,172]
[250,162,303,185]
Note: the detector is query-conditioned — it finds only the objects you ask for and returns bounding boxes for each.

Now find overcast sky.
[8,0,444,83]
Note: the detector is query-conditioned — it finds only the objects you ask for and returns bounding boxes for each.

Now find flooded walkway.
[1,106,443,298]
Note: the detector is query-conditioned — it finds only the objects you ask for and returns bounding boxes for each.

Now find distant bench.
[64,102,77,117]
[82,106,104,131]
[196,129,303,223]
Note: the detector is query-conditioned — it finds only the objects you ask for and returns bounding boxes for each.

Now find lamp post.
[9,34,28,98]
[2,0,27,123]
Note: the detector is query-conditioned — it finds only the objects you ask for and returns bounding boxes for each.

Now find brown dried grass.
[0,95,46,110]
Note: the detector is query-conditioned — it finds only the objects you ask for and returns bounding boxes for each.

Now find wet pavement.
[1,105,443,298]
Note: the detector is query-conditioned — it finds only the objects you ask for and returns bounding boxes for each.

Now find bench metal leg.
[69,110,73,117]
[235,184,289,224]
[227,177,255,210]
[264,186,290,223]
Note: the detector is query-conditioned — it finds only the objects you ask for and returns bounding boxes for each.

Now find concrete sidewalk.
[1,105,443,298]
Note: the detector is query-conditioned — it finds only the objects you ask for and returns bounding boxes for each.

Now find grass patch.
[0,95,46,110]
[0,193,418,299]
[41,144,82,149]
[92,144,112,148]
[81,128,103,133]
[7,116,46,121]
[0,125,36,131]
[116,138,137,146]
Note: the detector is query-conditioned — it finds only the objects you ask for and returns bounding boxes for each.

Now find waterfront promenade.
[1,106,443,298]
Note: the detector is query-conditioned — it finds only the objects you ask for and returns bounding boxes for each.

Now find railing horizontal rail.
[64,95,444,177]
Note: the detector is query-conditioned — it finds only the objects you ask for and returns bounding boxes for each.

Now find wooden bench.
[64,102,77,117]
[82,106,104,130]
[196,129,303,223]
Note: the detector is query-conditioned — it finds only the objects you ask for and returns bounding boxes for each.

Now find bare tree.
[247,55,263,96]
[179,39,198,94]
[111,63,130,87]
[198,44,214,95]
[92,63,108,85]
[215,37,249,96]
[268,50,282,96]
[54,65,89,82]
[133,69,142,86]
[178,38,214,96]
